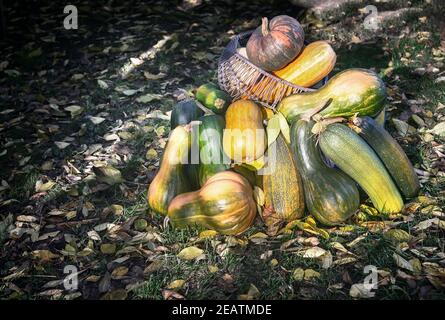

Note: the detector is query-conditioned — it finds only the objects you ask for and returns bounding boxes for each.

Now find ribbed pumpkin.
[246,15,304,71]
[223,100,266,162]
[147,126,191,215]
[274,41,336,87]
[278,68,387,123]
[262,134,305,222]
[168,171,257,235]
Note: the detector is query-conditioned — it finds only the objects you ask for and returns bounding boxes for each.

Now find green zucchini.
[170,99,203,130]
[319,123,404,214]
[291,120,360,225]
[195,83,231,114]
[351,116,419,198]
[198,115,230,186]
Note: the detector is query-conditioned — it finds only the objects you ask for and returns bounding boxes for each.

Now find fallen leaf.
[97,79,109,89]
[93,166,123,185]
[101,289,128,300]
[100,243,117,255]
[393,253,414,272]
[198,230,218,239]
[55,141,70,149]
[383,229,411,243]
[111,266,129,279]
[64,105,84,118]
[349,283,375,298]
[177,246,204,260]
[167,279,185,290]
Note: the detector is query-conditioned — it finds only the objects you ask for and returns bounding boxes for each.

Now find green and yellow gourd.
[291,120,359,225]
[318,123,404,214]
[274,40,336,88]
[147,125,192,215]
[278,69,386,122]
[168,171,257,235]
[262,134,305,222]
[195,83,231,114]
[198,115,230,186]
[351,116,419,198]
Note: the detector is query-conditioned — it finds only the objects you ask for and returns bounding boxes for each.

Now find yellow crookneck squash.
[167,171,257,235]
[147,125,191,215]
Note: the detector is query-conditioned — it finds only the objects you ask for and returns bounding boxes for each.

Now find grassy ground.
[0,0,444,300]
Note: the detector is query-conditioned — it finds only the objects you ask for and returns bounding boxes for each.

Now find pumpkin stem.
[261,17,269,36]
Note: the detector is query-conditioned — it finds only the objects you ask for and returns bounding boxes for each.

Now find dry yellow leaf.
[177,246,204,260]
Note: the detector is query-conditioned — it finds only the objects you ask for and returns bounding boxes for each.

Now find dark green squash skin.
[170,99,203,130]
[195,83,231,115]
[198,115,230,186]
[353,116,419,198]
[170,100,203,190]
[291,120,360,226]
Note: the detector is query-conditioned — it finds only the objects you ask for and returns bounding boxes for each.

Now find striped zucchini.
[352,116,419,198]
[319,123,404,214]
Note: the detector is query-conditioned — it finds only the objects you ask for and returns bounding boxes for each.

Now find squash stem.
[301,99,332,122]
[261,17,269,36]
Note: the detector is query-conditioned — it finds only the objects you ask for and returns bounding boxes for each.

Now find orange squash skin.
[147,126,191,215]
[274,41,336,87]
[167,171,257,235]
[223,100,266,163]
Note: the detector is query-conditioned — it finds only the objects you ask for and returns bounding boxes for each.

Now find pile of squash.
[147,15,419,235]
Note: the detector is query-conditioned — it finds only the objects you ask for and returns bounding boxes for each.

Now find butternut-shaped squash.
[168,171,257,235]
[274,41,336,87]
[291,120,360,225]
[147,126,191,215]
[223,100,267,162]
[278,68,386,123]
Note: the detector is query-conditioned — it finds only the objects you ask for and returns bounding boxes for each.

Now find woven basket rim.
[219,29,323,93]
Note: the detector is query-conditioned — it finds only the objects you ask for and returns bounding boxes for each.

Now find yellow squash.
[274,41,336,87]
[223,100,267,163]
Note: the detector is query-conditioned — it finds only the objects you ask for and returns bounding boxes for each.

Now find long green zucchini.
[318,123,404,214]
[198,115,230,186]
[351,116,419,198]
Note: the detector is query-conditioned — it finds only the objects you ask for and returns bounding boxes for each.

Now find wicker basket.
[218,30,328,110]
